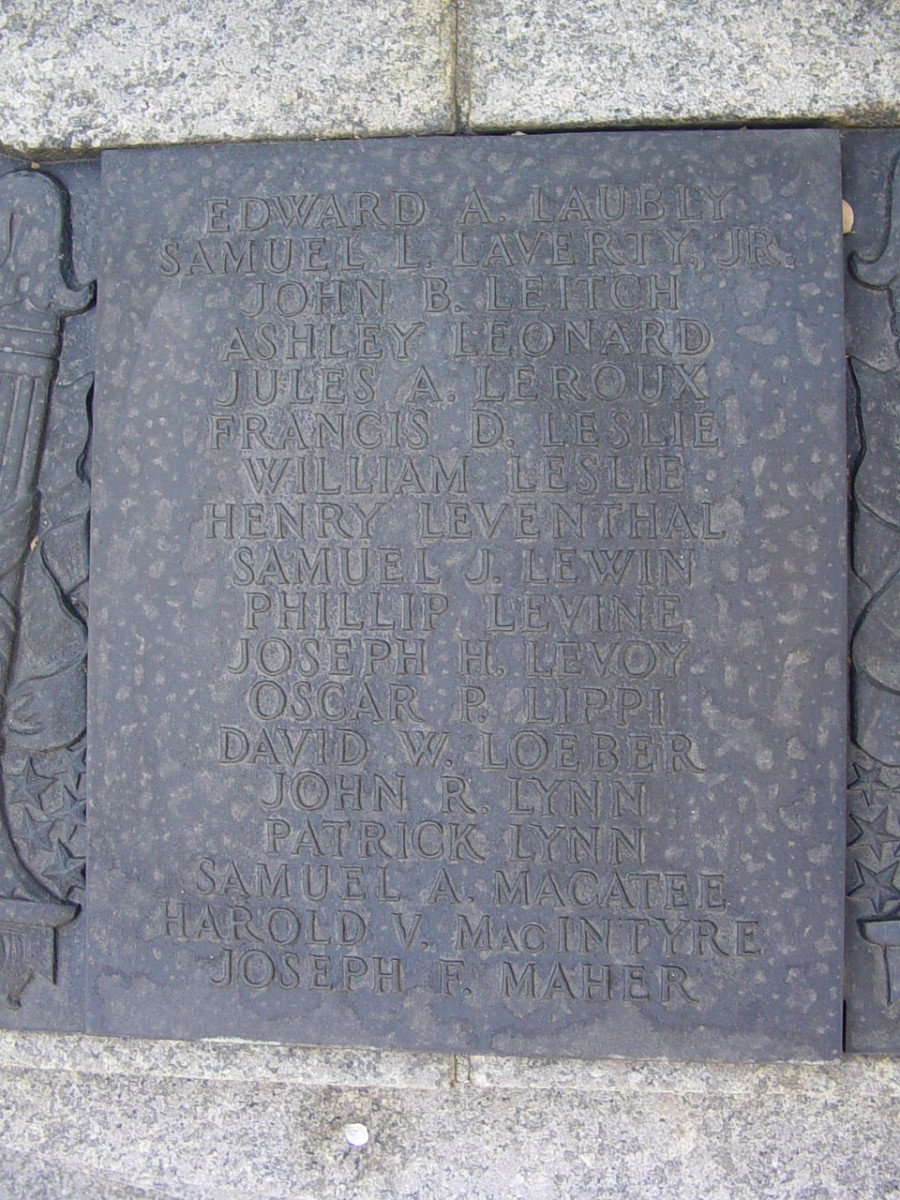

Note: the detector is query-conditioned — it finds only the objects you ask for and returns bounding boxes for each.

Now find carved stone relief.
[0,158,96,1026]
[844,132,900,1051]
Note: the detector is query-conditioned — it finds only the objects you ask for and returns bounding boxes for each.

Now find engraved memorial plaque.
[87,132,846,1059]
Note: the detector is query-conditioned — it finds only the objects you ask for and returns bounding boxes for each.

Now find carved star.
[848,860,900,914]
[50,785,86,830]
[848,807,900,859]
[40,840,85,896]
[848,762,887,808]
[19,805,59,854]
[4,758,56,808]
[60,740,86,791]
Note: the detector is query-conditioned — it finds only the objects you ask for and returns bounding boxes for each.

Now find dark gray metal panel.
[843,131,900,1054]
[86,132,846,1059]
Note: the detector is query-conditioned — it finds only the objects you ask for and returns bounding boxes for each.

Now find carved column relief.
[0,170,93,1007]
[845,144,900,1044]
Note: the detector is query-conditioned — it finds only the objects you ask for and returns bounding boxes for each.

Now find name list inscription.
[148,166,800,1017]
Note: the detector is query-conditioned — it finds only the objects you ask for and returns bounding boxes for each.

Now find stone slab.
[0,1,455,152]
[460,0,900,130]
[86,130,846,1060]
[843,130,900,1053]
[464,1050,900,1096]
[0,1030,451,1088]
[2,1035,900,1200]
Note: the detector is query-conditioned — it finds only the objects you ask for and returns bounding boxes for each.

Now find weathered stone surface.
[465,1050,900,1095]
[1,1032,900,1200]
[1,0,899,152]
[0,1,455,152]
[87,131,845,1060]
[843,130,900,1053]
[460,0,900,130]
[0,1029,451,1088]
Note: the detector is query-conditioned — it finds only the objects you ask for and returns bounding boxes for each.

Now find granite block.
[0,1149,168,1200]
[0,1030,451,1088]
[460,0,900,130]
[1,1044,900,1199]
[0,0,456,152]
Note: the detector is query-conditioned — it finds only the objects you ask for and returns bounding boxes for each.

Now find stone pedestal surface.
[1,1033,900,1199]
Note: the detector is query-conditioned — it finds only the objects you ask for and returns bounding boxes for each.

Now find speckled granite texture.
[0,0,456,150]
[459,0,900,130]
[2,0,900,151]
[1,1033,900,1199]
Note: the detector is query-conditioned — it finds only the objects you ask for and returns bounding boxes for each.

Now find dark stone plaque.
[843,131,900,1053]
[87,132,846,1059]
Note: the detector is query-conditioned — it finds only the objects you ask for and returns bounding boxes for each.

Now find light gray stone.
[0,1150,167,1200]
[464,1052,900,1097]
[0,1031,451,1089]
[1,1037,900,1198]
[0,0,456,151]
[3,0,899,152]
[459,0,900,129]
